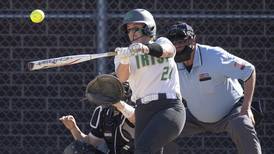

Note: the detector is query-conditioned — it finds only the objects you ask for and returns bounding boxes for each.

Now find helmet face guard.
[121,9,156,37]
[167,22,195,42]
[167,22,196,63]
[167,28,188,42]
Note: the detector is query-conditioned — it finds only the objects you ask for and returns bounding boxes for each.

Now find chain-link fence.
[0,0,273,153]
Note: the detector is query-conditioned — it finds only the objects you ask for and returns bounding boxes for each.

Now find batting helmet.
[166,22,195,42]
[121,9,156,37]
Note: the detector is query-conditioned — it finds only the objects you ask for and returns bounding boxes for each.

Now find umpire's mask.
[167,22,196,62]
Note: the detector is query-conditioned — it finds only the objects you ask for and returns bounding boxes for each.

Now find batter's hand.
[115,47,132,56]
[129,43,149,54]
[115,47,132,64]
[59,115,77,130]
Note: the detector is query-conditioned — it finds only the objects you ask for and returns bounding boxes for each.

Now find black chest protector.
[101,107,134,154]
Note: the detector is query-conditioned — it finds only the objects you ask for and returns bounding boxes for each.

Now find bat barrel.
[27,52,117,71]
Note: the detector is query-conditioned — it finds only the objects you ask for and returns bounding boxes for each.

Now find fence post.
[96,0,107,74]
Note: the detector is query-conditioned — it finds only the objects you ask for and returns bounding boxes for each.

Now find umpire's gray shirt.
[178,44,254,123]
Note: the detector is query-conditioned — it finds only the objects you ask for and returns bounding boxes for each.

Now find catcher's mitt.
[85,74,124,106]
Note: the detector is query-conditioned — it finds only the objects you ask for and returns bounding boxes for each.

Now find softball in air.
[30,9,45,23]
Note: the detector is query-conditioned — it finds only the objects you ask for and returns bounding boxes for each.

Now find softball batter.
[114,9,186,154]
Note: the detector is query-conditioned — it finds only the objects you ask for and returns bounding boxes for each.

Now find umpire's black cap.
[166,22,195,42]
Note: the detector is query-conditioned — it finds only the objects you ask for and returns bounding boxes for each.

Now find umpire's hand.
[59,115,77,130]
[240,109,255,125]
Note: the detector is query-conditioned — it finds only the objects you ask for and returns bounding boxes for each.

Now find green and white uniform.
[114,37,185,154]
[115,37,181,103]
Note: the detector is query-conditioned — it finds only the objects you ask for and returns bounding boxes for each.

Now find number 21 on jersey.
[161,66,173,80]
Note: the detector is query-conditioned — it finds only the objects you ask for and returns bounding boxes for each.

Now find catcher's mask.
[166,22,195,42]
[120,8,156,37]
[85,74,124,106]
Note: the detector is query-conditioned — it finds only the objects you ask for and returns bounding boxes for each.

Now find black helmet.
[85,74,124,106]
[167,22,195,42]
[121,9,156,37]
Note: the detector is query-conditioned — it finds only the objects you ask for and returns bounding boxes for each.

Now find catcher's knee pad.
[63,140,104,154]
[134,146,163,154]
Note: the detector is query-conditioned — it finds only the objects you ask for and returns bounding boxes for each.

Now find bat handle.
[109,51,118,56]
[28,62,34,71]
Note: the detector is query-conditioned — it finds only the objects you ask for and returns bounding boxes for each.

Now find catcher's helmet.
[85,74,124,106]
[166,22,195,42]
[121,9,156,37]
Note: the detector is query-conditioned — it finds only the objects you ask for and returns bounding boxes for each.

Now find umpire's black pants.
[134,99,186,154]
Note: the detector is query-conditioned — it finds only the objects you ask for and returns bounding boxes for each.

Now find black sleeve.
[146,43,163,57]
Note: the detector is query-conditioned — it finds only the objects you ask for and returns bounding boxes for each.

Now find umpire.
[60,74,135,154]
[166,22,262,154]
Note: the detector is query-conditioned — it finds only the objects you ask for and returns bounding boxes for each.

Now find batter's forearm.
[116,64,130,82]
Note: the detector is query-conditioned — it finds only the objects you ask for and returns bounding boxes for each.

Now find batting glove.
[129,43,149,54]
[115,47,132,57]
[115,47,131,64]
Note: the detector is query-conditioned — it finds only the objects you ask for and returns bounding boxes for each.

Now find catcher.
[60,74,135,154]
